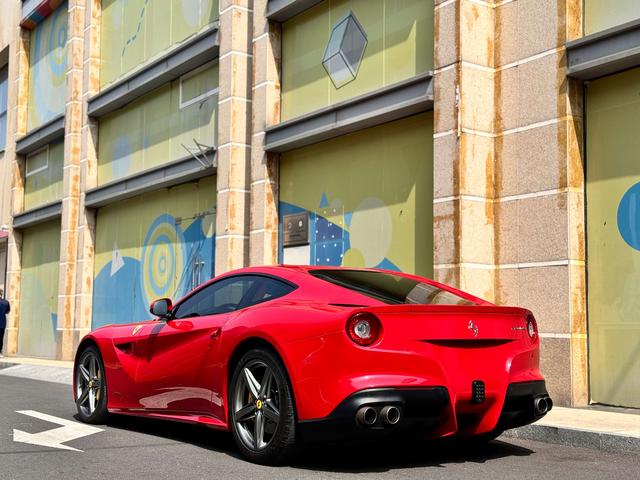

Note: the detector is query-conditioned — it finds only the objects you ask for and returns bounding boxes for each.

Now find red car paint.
[74,265,545,437]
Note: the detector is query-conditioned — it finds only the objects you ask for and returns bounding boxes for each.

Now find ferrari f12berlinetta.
[74,265,552,464]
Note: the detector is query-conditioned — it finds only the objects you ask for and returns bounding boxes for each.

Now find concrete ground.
[1,367,639,480]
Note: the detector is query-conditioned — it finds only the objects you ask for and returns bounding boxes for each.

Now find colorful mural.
[586,67,640,408]
[21,0,66,30]
[98,62,218,185]
[27,1,68,131]
[279,113,433,278]
[24,140,64,210]
[100,0,219,87]
[585,0,640,35]
[281,0,433,121]
[18,221,60,359]
[92,177,216,329]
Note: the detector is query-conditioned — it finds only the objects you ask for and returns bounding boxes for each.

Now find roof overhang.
[88,25,219,118]
[13,200,62,229]
[84,151,217,209]
[15,115,65,156]
[266,0,325,23]
[265,72,433,153]
[567,18,640,80]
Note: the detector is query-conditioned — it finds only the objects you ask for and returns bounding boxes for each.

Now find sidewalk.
[504,406,640,454]
[0,356,73,385]
[1,355,639,453]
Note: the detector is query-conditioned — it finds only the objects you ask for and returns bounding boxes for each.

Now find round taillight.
[527,315,537,341]
[346,312,382,346]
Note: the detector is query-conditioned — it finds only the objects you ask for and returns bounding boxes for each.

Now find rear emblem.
[468,320,479,337]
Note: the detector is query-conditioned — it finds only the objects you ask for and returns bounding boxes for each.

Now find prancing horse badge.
[467,320,479,337]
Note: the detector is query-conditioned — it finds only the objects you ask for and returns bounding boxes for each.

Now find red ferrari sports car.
[73,265,552,464]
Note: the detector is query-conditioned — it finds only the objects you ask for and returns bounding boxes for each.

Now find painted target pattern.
[29,2,68,130]
[140,214,185,304]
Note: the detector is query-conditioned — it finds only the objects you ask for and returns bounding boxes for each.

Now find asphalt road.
[0,375,638,480]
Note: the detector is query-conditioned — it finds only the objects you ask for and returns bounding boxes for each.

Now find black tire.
[229,348,297,465]
[74,345,109,424]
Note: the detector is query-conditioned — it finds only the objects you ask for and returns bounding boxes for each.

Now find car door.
[132,275,259,417]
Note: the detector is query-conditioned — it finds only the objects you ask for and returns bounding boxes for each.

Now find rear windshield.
[310,269,475,306]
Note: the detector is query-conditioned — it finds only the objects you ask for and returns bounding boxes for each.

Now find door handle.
[210,328,221,340]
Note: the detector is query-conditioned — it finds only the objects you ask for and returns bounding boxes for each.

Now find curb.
[0,356,74,368]
[503,424,640,454]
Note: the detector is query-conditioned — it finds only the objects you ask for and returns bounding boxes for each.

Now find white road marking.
[13,410,104,452]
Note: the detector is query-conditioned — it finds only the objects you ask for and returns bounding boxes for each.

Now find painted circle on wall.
[48,8,68,77]
[140,215,185,304]
[31,7,67,126]
[181,0,212,27]
[112,135,133,179]
[348,197,393,267]
[617,182,640,251]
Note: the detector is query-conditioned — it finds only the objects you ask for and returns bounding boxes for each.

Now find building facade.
[0,0,638,410]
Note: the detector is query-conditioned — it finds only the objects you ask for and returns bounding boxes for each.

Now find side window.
[240,277,296,308]
[173,276,257,319]
[172,275,297,319]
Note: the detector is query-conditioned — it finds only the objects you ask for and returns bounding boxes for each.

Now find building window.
[322,12,368,89]
[179,61,219,109]
[25,145,50,177]
[0,64,8,152]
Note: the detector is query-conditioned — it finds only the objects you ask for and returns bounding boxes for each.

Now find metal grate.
[471,380,485,404]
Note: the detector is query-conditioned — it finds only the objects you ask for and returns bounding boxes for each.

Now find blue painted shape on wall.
[617,182,640,251]
[319,192,329,208]
[375,258,400,271]
[92,213,215,329]
[93,257,147,329]
[51,313,58,338]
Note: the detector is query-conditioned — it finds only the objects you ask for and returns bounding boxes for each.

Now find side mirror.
[150,298,172,318]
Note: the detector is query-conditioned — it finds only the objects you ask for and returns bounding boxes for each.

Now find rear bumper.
[496,380,553,431]
[297,387,451,442]
[297,381,551,442]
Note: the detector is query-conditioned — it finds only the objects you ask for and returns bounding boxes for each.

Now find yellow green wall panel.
[100,0,219,87]
[586,67,640,408]
[28,1,68,131]
[279,113,433,278]
[18,220,61,359]
[98,62,218,185]
[585,0,640,35]
[93,176,216,328]
[281,0,433,121]
[24,140,64,210]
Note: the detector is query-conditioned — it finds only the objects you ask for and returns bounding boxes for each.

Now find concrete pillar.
[215,0,253,274]
[5,25,30,356]
[249,0,280,266]
[492,0,586,407]
[73,0,101,350]
[56,0,86,360]
[433,0,586,407]
[433,0,497,301]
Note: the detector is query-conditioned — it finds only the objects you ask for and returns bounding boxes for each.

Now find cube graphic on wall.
[322,12,368,89]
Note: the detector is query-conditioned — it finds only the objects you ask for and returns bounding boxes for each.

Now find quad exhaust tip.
[356,405,402,427]
[356,406,378,426]
[534,396,553,416]
[381,406,401,425]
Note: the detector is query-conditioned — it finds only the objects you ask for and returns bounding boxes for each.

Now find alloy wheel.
[232,360,281,451]
[75,351,103,417]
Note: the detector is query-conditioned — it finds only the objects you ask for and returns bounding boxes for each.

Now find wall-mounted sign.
[283,212,309,247]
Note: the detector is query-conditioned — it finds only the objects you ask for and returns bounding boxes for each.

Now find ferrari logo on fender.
[468,320,479,337]
[132,325,143,336]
